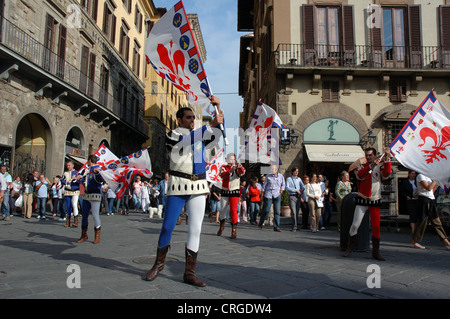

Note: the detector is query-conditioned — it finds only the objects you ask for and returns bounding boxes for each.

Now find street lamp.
[280,128,299,152]
[360,129,377,148]
[290,128,299,146]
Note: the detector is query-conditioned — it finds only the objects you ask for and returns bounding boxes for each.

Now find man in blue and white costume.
[76,155,104,244]
[146,96,223,287]
[62,161,82,227]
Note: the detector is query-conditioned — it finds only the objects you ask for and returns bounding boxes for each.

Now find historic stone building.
[238,0,450,214]
[0,0,153,179]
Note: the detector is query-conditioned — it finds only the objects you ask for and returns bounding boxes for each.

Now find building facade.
[0,0,152,179]
[238,0,450,213]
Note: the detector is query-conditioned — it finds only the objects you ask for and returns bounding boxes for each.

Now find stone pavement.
[0,210,449,301]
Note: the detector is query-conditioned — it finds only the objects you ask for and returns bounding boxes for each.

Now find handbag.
[316,197,324,208]
[15,195,23,208]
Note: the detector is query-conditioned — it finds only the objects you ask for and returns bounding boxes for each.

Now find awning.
[304,144,364,163]
[65,153,87,166]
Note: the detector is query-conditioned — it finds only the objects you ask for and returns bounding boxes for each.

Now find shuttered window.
[79,46,96,96]
[408,5,422,68]
[389,79,407,102]
[301,4,355,66]
[103,3,116,44]
[43,14,55,71]
[56,24,66,78]
[322,80,339,102]
[439,5,450,68]
[81,0,98,21]
[80,45,89,93]
[119,27,130,62]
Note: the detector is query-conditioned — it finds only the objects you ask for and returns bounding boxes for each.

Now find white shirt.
[0,174,6,191]
[306,183,322,200]
[416,174,434,200]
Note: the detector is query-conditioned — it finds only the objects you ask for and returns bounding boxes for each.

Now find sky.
[152,0,247,153]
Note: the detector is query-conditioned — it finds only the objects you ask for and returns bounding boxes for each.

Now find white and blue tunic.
[165,123,219,196]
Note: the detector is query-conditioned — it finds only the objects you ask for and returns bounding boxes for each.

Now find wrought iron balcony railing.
[0,15,148,136]
[276,43,450,70]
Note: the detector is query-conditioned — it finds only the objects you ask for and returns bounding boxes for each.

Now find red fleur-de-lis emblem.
[418,126,450,164]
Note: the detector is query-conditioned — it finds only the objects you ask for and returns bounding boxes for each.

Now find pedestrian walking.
[411,174,450,250]
[258,164,285,232]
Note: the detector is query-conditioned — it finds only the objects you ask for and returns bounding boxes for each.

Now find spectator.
[51,176,62,217]
[116,186,131,215]
[0,165,12,221]
[335,171,352,232]
[10,176,22,216]
[141,180,150,213]
[57,176,65,221]
[399,170,418,233]
[300,175,310,229]
[0,174,6,216]
[34,174,49,219]
[306,173,322,233]
[258,164,285,232]
[22,173,35,219]
[32,170,39,213]
[247,177,261,225]
[132,176,142,210]
[209,184,221,223]
[156,172,169,217]
[319,178,333,230]
[286,167,305,231]
[105,184,116,216]
[239,180,248,223]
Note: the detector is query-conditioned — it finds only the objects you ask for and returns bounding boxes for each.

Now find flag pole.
[205,76,229,146]
[178,0,228,147]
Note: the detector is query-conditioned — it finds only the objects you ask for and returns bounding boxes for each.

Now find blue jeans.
[132,193,141,209]
[107,198,115,214]
[249,202,259,223]
[259,195,281,229]
[320,201,333,228]
[1,189,10,217]
[37,197,47,217]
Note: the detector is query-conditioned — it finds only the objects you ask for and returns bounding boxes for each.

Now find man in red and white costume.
[217,153,245,239]
[343,147,391,260]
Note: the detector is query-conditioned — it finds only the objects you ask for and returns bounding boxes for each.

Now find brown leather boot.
[217,219,225,236]
[72,216,79,228]
[93,226,101,244]
[76,226,88,243]
[64,216,71,228]
[145,245,170,281]
[183,246,206,287]
[372,237,385,261]
[343,235,357,257]
[231,223,237,239]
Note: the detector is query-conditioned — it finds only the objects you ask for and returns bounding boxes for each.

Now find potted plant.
[280,190,290,217]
